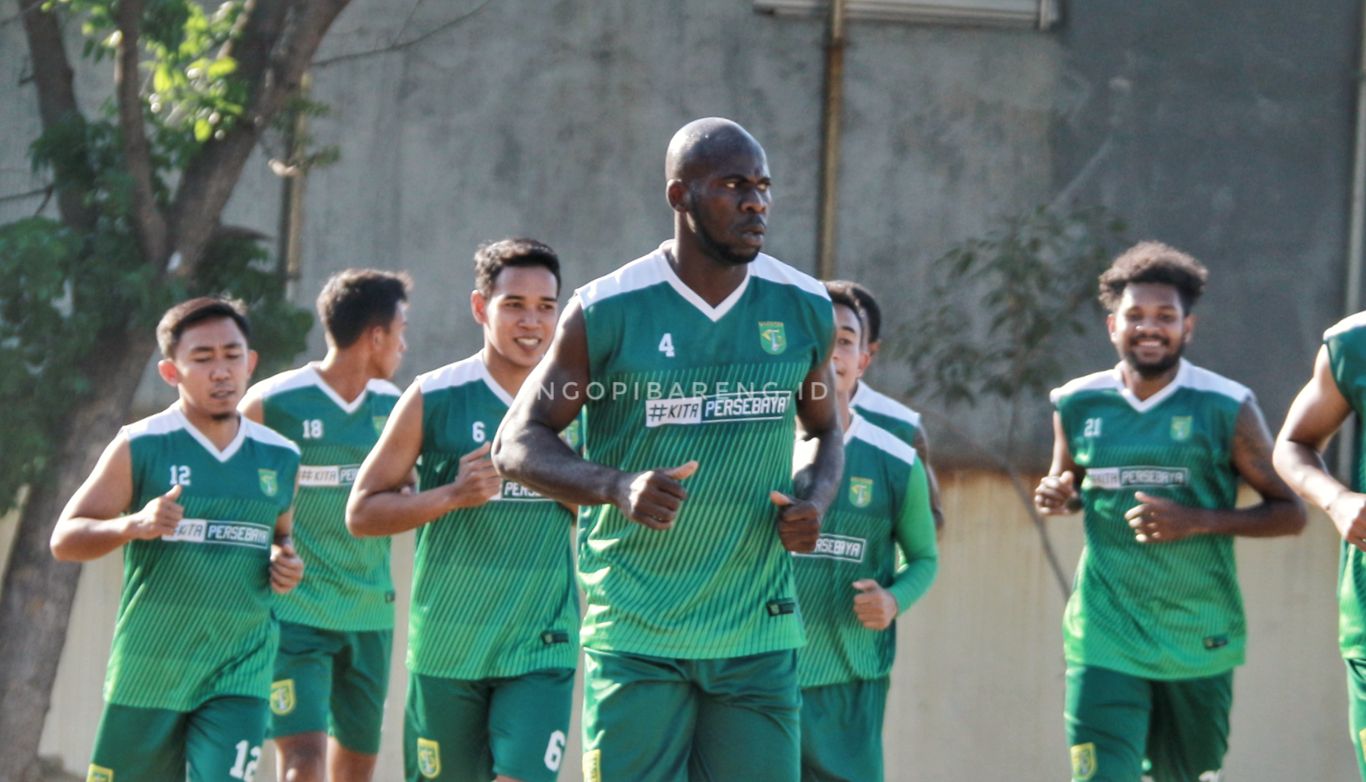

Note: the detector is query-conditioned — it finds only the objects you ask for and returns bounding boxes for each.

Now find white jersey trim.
[1050,360,1249,413]
[574,248,670,310]
[750,254,830,300]
[850,382,922,431]
[417,353,514,406]
[251,364,400,416]
[1326,311,1366,341]
[846,414,919,466]
[125,404,298,463]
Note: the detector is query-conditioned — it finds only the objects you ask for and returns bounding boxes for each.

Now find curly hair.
[1098,241,1208,312]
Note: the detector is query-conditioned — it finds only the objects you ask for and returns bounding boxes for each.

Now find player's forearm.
[50,517,133,561]
[494,421,626,507]
[799,426,844,514]
[1273,438,1351,513]
[1192,498,1307,538]
[888,556,938,613]
[345,487,455,537]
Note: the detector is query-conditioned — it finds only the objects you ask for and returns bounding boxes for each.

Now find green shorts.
[87,696,267,782]
[581,648,801,782]
[404,668,574,782]
[1345,657,1366,779]
[799,678,889,782]
[267,621,392,754]
[1064,664,1232,782]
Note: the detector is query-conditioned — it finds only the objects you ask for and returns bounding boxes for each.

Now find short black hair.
[1098,241,1209,313]
[842,280,880,344]
[156,296,250,359]
[474,238,562,297]
[317,269,412,349]
[824,280,865,341]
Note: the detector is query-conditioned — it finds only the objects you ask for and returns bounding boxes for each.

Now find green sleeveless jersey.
[1052,359,1250,679]
[408,354,579,679]
[107,405,299,711]
[250,365,400,631]
[576,245,835,659]
[1324,313,1366,659]
[792,415,938,688]
[851,381,923,447]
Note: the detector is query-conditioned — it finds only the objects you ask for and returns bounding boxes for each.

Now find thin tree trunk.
[0,332,153,782]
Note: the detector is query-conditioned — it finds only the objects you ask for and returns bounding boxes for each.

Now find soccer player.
[844,281,944,533]
[793,281,938,782]
[51,297,304,782]
[1273,310,1366,779]
[493,117,845,782]
[347,239,577,782]
[1032,241,1304,782]
[239,270,410,782]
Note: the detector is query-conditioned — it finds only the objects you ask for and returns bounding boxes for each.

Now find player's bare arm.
[1274,344,1366,549]
[1035,412,1083,515]
[913,427,946,533]
[493,300,697,530]
[269,476,303,594]
[51,435,181,561]
[1127,397,1306,543]
[771,356,843,553]
[347,383,499,537]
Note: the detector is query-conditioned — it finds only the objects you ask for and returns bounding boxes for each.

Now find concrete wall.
[23,476,1351,781]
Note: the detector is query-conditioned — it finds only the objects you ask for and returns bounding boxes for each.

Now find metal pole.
[1339,3,1366,479]
[816,0,846,280]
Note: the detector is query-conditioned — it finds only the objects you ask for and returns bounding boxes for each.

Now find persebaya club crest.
[849,476,874,508]
[270,679,296,715]
[373,415,389,435]
[1070,742,1097,781]
[1170,415,1193,442]
[86,765,115,782]
[758,321,787,355]
[258,468,279,497]
[417,737,442,778]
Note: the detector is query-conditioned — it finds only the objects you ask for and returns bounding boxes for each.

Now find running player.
[845,281,944,533]
[1032,241,1304,782]
[493,117,844,782]
[1273,310,1366,779]
[347,239,577,782]
[240,270,410,782]
[793,281,938,782]
[52,297,303,782]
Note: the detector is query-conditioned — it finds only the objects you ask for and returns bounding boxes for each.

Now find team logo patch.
[1070,742,1097,780]
[1170,415,1193,442]
[758,321,787,355]
[258,468,279,497]
[270,679,295,716]
[417,737,441,778]
[87,765,114,782]
[583,749,602,782]
[849,476,874,508]
[373,415,389,435]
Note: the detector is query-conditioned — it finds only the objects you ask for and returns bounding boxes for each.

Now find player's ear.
[666,179,688,213]
[1183,313,1196,343]
[471,289,488,325]
[156,358,179,387]
[246,349,259,377]
[856,348,871,376]
[1105,312,1116,335]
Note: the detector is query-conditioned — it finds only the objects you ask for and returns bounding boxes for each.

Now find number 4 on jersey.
[659,333,675,358]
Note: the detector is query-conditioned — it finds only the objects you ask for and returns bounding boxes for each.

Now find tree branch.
[311,0,493,69]
[113,0,169,267]
[16,0,96,232]
[168,0,350,277]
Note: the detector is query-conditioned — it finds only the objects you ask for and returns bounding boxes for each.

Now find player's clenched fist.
[771,490,821,553]
[446,442,502,510]
[125,483,184,540]
[615,461,698,530]
[1034,471,1078,515]
[851,579,898,631]
[1329,491,1366,553]
[270,535,304,594]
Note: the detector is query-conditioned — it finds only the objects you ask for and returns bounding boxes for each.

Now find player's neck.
[664,239,748,307]
[176,400,241,450]
[1118,362,1180,401]
[481,345,533,398]
[315,348,374,404]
